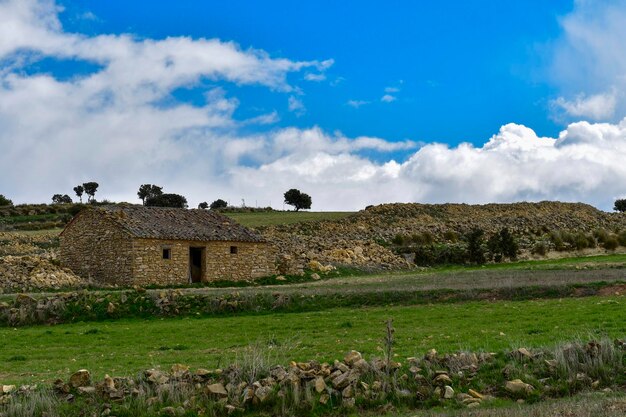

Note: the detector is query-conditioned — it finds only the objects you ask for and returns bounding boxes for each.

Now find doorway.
[189,247,205,283]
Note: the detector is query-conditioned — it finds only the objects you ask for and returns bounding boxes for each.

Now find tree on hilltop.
[138,184,163,205]
[52,194,73,204]
[146,193,188,208]
[210,199,228,210]
[615,199,626,213]
[284,189,312,211]
[82,182,99,203]
[73,185,84,203]
[0,194,12,206]
[198,202,209,209]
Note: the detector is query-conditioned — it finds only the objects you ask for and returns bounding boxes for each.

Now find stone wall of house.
[59,211,134,285]
[131,238,276,285]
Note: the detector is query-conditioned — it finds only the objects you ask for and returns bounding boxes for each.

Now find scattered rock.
[69,369,91,388]
[443,385,455,399]
[314,377,326,393]
[505,379,534,396]
[344,350,362,366]
[255,386,273,402]
[77,386,96,395]
[206,383,228,398]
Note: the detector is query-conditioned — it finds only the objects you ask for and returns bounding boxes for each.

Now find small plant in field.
[603,236,619,250]
[532,241,548,256]
[466,228,486,264]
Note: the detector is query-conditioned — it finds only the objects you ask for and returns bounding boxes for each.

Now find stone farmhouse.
[60,205,276,285]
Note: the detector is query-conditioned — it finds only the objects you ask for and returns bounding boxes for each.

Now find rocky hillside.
[261,202,626,273]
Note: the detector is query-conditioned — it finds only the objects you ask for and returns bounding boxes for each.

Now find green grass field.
[2,294,625,385]
[222,211,354,227]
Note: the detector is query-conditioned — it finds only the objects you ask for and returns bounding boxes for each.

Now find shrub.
[146,193,188,208]
[411,231,434,245]
[443,230,459,242]
[619,231,626,247]
[466,228,486,265]
[571,232,594,250]
[549,231,566,251]
[593,229,609,244]
[391,234,407,246]
[614,199,626,212]
[487,228,519,262]
[603,236,619,251]
[0,194,12,206]
[209,199,228,210]
[532,241,548,256]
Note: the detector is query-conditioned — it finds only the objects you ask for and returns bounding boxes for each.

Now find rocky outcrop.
[261,202,626,273]
[0,254,85,293]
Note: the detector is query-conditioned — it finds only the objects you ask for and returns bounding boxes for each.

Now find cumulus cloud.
[346,99,370,108]
[553,92,617,120]
[231,121,626,210]
[549,0,626,120]
[2,0,626,211]
[381,94,396,103]
[287,96,305,116]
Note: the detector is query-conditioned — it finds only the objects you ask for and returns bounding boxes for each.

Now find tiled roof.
[90,205,265,243]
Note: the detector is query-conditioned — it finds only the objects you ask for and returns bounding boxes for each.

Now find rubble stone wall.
[59,211,134,285]
[132,239,276,285]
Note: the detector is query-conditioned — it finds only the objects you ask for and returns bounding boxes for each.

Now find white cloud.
[553,91,617,120]
[346,99,370,108]
[2,0,626,212]
[384,86,400,93]
[241,111,280,125]
[304,73,326,82]
[381,94,396,103]
[287,95,305,116]
[549,0,626,120]
[228,120,626,210]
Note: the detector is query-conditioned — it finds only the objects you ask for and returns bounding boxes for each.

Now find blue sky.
[58,0,572,145]
[1,0,626,210]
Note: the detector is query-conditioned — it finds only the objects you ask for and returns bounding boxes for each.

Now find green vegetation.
[2,295,626,384]
[222,210,354,227]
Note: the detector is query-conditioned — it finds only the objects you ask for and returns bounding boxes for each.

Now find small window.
[230,246,238,254]
[162,248,171,260]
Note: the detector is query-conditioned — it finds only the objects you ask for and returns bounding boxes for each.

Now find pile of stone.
[262,202,626,274]
[0,231,59,257]
[0,255,85,293]
[0,350,503,416]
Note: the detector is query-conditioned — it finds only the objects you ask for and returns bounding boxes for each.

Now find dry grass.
[393,393,626,416]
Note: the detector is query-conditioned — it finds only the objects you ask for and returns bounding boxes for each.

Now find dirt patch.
[597,284,626,296]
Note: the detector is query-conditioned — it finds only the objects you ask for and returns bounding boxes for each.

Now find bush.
[593,229,609,244]
[573,232,591,250]
[532,241,548,256]
[619,231,626,247]
[0,194,12,206]
[411,231,434,245]
[391,234,407,246]
[549,231,566,251]
[487,228,519,262]
[466,228,486,265]
[614,199,626,212]
[443,230,459,242]
[603,236,619,251]
[414,244,468,266]
[146,193,188,208]
[210,199,228,210]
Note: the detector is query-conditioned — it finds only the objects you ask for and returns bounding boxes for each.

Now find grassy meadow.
[222,210,354,227]
[3,210,626,416]
[2,294,625,385]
